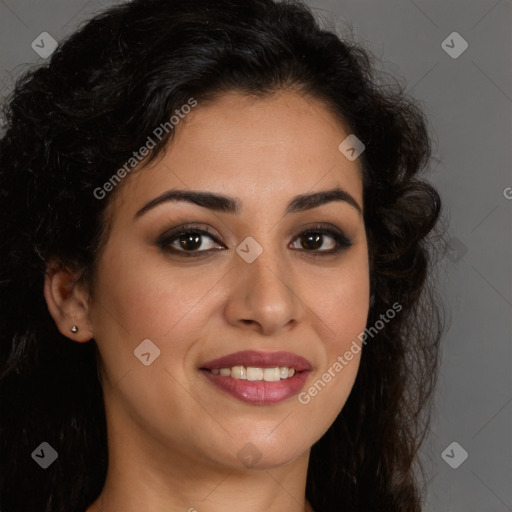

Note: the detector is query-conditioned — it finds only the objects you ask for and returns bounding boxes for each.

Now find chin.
[221,437,310,471]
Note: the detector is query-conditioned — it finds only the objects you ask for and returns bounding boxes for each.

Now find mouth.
[199,350,312,404]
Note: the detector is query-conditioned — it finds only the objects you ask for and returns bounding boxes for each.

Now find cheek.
[91,242,227,341]
[298,253,368,424]
[310,248,370,345]
[297,291,365,436]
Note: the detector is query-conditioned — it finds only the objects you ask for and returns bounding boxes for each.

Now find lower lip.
[200,369,310,404]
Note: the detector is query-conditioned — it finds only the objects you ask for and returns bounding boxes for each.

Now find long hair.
[0,0,447,510]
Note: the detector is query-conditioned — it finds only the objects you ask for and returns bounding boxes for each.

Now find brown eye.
[176,232,203,251]
[289,226,353,254]
[298,233,329,251]
[157,225,225,256]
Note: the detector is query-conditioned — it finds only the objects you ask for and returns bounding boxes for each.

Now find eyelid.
[291,223,350,242]
[156,223,223,245]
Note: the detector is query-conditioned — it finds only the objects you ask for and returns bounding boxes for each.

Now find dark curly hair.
[0,0,447,510]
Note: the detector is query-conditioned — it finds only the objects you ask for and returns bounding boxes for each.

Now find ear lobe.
[43,262,94,342]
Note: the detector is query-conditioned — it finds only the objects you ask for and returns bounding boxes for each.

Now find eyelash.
[156,223,354,258]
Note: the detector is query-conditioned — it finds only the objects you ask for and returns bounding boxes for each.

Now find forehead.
[110,90,363,220]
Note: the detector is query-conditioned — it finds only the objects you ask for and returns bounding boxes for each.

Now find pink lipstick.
[199,350,312,404]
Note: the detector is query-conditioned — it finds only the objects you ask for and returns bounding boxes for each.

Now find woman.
[0,0,446,510]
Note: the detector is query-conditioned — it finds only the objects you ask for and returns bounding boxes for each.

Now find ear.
[44,261,94,342]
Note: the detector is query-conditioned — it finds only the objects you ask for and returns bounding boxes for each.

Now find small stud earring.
[70,325,79,333]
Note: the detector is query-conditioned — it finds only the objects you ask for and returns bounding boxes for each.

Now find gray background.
[1,1,511,510]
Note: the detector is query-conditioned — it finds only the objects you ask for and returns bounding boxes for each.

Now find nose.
[223,244,303,336]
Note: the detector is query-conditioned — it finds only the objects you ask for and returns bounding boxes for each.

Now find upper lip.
[200,350,312,371]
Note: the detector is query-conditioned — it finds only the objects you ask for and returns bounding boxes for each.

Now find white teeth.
[210,366,298,381]
[231,365,246,379]
[246,367,264,381]
[263,367,280,382]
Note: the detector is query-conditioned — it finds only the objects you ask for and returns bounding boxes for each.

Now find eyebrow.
[134,186,362,219]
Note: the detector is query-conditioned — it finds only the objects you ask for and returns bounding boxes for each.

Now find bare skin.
[45,89,370,512]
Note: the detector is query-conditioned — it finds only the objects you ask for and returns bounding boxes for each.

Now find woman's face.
[87,89,370,470]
